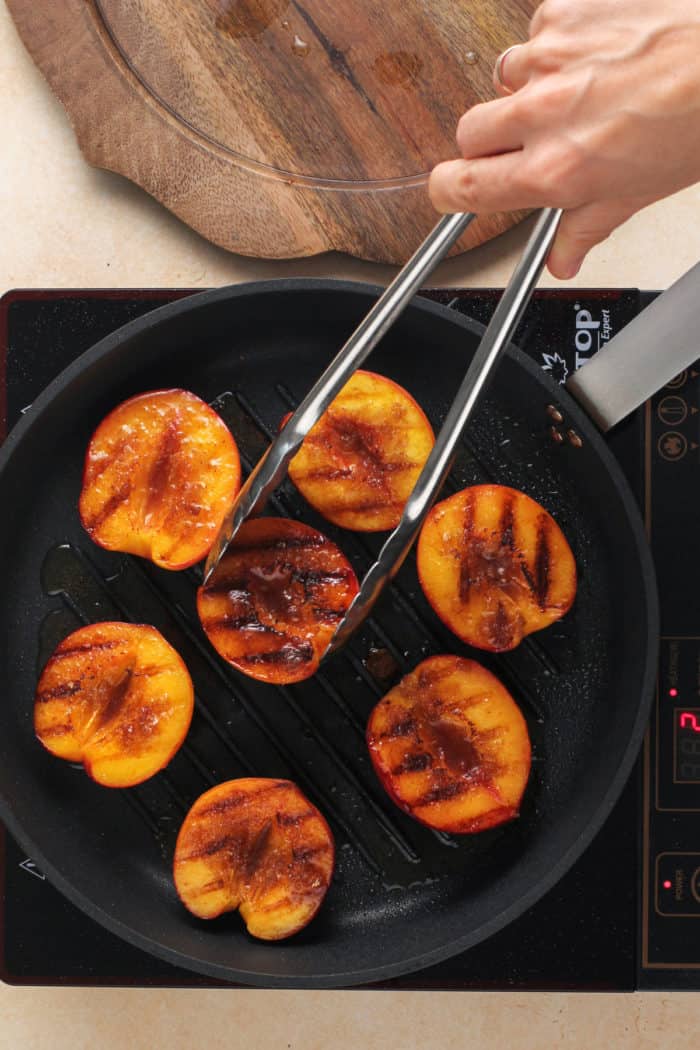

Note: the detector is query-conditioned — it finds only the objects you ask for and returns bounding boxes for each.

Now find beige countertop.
[3,5,700,1046]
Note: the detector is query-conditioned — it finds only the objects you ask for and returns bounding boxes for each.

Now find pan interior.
[0,284,655,985]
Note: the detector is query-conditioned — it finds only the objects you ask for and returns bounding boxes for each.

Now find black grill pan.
[0,280,658,987]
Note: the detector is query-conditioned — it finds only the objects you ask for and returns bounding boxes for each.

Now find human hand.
[429,0,700,277]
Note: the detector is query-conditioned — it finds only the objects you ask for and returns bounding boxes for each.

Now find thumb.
[547,198,650,280]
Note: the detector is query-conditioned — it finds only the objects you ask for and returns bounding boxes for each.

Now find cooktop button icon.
[692,867,700,904]
[658,431,688,462]
[658,396,688,426]
[666,370,688,390]
[18,858,45,881]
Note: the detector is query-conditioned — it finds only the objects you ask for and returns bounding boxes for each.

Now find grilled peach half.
[417,485,577,652]
[79,389,241,570]
[197,518,359,685]
[285,370,434,531]
[173,778,335,940]
[34,622,194,788]
[367,655,531,833]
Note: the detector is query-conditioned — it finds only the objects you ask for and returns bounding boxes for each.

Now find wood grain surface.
[7,0,535,262]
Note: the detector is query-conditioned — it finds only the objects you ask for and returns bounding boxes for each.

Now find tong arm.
[326,208,563,655]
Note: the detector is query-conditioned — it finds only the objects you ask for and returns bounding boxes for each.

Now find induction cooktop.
[0,286,696,990]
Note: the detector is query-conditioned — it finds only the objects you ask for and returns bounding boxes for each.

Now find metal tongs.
[204,207,563,656]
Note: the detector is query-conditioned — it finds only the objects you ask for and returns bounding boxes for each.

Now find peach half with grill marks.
[34,622,194,788]
[79,389,241,570]
[417,485,577,652]
[173,778,335,940]
[284,370,434,532]
[197,517,359,684]
[367,655,531,834]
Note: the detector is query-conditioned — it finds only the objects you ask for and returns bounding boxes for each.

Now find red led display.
[675,708,700,783]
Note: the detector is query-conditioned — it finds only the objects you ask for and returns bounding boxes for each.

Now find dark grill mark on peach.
[201,575,252,596]
[292,844,328,863]
[458,489,477,600]
[85,435,129,483]
[229,535,326,556]
[276,810,314,827]
[244,819,273,878]
[241,642,315,666]
[256,895,294,914]
[458,560,472,603]
[145,416,180,514]
[393,751,432,774]
[204,566,351,598]
[313,414,416,497]
[415,662,458,691]
[307,417,400,442]
[499,495,515,550]
[84,481,132,534]
[534,513,551,608]
[36,721,73,738]
[132,664,166,680]
[383,717,416,739]
[36,681,82,703]
[298,461,413,482]
[291,568,353,586]
[197,782,289,819]
[206,615,281,635]
[191,877,226,897]
[487,600,515,651]
[416,780,469,806]
[321,497,405,515]
[324,414,384,468]
[520,560,537,598]
[52,639,121,660]
[295,466,354,482]
[184,832,241,860]
[94,666,134,731]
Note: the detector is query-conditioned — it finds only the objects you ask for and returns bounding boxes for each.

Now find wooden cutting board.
[8,0,535,263]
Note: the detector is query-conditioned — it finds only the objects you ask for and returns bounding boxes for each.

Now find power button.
[656,853,700,916]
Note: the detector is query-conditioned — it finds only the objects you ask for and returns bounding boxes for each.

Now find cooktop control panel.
[641,324,700,986]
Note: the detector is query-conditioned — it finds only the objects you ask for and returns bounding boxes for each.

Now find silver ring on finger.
[494,44,522,96]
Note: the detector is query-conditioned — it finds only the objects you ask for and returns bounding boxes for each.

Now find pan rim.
[0,279,659,987]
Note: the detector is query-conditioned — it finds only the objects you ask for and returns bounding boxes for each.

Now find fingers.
[456,96,524,159]
[432,129,598,215]
[429,153,538,214]
[546,198,647,279]
[430,159,648,279]
[529,0,551,37]
[493,43,533,96]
